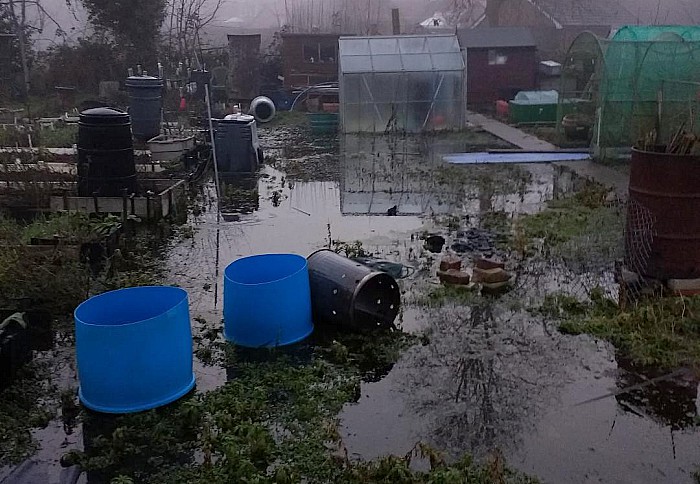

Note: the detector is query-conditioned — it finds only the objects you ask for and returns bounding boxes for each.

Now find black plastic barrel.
[77,107,136,197]
[124,75,163,141]
[190,69,211,100]
[307,249,401,331]
[214,114,259,173]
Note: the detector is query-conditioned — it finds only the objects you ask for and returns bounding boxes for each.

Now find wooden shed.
[457,27,537,108]
[280,33,340,89]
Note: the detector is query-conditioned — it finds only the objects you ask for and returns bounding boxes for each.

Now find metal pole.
[205,82,223,309]
[205,83,222,214]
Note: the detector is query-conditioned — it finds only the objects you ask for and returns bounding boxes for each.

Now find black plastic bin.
[307,249,401,331]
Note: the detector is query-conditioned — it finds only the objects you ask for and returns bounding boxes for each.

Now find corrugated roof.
[457,27,536,49]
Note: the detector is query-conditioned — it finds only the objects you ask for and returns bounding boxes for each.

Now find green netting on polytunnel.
[339,35,465,133]
[558,26,700,158]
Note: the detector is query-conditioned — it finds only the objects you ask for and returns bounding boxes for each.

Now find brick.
[667,278,700,296]
[439,255,462,272]
[481,280,512,294]
[474,257,505,270]
[472,267,511,284]
[437,269,471,285]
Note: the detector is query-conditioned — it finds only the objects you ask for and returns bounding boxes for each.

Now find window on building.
[303,42,337,63]
[319,43,337,63]
[303,43,319,62]
[488,49,508,65]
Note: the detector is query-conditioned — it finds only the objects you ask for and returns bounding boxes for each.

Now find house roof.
[457,27,536,49]
[617,0,699,25]
[532,0,634,27]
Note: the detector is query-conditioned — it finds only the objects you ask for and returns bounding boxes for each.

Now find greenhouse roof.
[339,34,464,74]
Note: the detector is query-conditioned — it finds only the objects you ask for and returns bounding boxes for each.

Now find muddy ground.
[0,121,698,483]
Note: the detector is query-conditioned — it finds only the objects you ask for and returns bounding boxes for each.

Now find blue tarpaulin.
[443,152,590,164]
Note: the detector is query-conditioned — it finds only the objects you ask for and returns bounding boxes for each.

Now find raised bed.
[49,179,187,221]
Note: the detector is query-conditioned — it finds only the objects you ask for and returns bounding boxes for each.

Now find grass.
[414,284,479,308]
[517,181,619,249]
[62,330,536,483]
[537,291,700,370]
[264,110,309,127]
[0,218,172,464]
[38,124,78,148]
[20,212,121,244]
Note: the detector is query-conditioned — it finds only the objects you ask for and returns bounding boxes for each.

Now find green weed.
[0,363,55,464]
[415,284,479,308]
[38,125,78,148]
[542,292,700,370]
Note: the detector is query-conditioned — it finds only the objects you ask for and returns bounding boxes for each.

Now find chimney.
[392,8,401,35]
[485,0,505,26]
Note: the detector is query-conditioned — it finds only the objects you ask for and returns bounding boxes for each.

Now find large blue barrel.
[125,75,163,141]
[77,107,136,197]
[223,254,313,347]
[75,286,195,413]
[214,114,260,173]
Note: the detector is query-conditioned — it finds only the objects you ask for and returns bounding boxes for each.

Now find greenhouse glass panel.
[342,55,373,74]
[342,38,370,55]
[401,53,433,72]
[343,75,362,103]
[398,36,427,54]
[431,53,464,71]
[427,36,459,53]
[370,54,403,73]
[370,74,402,103]
[369,37,399,55]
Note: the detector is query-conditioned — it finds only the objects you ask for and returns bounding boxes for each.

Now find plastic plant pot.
[223,253,313,347]
[74,286,195,414]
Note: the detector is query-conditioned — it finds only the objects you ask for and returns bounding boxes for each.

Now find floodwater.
[170,126,700,483]
[2,125,699,483]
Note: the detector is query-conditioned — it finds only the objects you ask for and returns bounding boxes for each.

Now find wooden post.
[391,8,400,35]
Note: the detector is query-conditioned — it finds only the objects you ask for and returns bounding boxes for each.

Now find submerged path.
[465,111,629,197]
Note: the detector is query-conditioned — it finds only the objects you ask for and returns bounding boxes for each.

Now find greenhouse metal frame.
[338,34,465,133]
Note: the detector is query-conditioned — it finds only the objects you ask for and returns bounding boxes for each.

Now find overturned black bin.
[307,249,401,331]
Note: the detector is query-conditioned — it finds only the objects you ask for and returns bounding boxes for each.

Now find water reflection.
[339,134,556,216]
[615,358,699,431]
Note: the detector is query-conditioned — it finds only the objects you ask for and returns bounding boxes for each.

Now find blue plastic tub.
[223,254,313,347]
[75,286,195,413]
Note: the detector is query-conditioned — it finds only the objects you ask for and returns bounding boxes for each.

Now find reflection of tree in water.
[403,297,575,457]
[615,357,699,431]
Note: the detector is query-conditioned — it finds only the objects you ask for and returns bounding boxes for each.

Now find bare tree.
[167,0,223,63]
[283,0,387,34]
[446,0,482,27]
[0,0,64,95]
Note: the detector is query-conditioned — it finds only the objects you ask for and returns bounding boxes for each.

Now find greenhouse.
[338,34,465,133]
[558,25,700,159]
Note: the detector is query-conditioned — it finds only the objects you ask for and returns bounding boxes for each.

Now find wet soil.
[2,124,698,483]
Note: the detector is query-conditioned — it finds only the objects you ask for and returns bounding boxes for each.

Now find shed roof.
[338,34,464,74]
[457,27,535,49]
